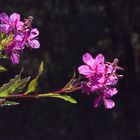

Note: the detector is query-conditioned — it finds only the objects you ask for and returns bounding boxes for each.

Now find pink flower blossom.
[78,52,123,109]
[27,28,40,48]
[0,13,40,64]
[78,53,105,78]
[0,12,24,33]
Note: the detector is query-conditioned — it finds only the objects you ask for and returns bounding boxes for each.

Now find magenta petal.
[11,53,20,64]
[97,63,105,73]
[29,28,39,39]
[15,34,23,41]
[98,76,105,84]
[82,53,95,67]
[10,13,20,24]
[95,54,105,64]
[82,53,93,63]
[28,39,40,48]
[16,21,24,30]
[14,44,24,50]
[105,88,118,97]
[0,12,9,23]
[78,65,93,76]
[104,99,115,109]
[91,84,103,92]
[107,75,118,85]
[0,24,10,33]
[94,97,102,108]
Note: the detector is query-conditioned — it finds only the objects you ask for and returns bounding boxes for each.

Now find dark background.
[0,0,140,140]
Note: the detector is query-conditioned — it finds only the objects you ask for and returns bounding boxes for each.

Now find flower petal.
[91,84,103,92]
[0,24,10,33]
[106,75,118,85]
[78,65,93,76]
[29,28,39,39]
[94,97,102,108]
[104,99,115,109]
[16,21,24,31]
[104,88,118,97]
[15,34,23,41]
[82,53,95,67]
[11,53,20,64]
[0,12,9,23]
[28,39,40,48]
[96,63,105,73]
[95,54,105,64]
[10,13,20,24]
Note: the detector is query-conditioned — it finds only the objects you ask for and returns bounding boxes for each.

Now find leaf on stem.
[14,77,30,93]
[0,66,7,72]
[25,61,43,94]
[39,93,77,104]
[0,72,21,97]
[0,70,30,97]
[0,100,19,107]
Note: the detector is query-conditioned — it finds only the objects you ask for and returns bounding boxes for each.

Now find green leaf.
[13,77,31,93]
[0,53,7,59]
[0,33,13,51]
[0,75,21,97]
[38,61,44,76]
[0,101,19,107]
[0,70,29,98]
[0,76,30,98]
[0,66,7,72]
[25,61,43,94]
[24,76,38,94]
[39,93,77,104]
[0,44,3,51]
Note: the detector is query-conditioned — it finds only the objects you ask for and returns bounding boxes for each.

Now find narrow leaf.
[0,101,19,107]
[25,76,38,94]
[0,71,22,97]
[25,61,43,94]
[38,61,43,76]
[39,93,77,104]
[0,66,7,72]
[13,77,31,93]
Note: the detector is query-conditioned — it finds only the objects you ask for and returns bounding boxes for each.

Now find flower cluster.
[0,13,40,64]
[78,53,123,109]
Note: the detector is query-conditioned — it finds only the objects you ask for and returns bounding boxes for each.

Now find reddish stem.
[6,89,64,99]
[1,86,81,99]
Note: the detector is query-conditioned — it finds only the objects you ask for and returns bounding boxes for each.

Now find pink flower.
[4,40,24,64]
[78,52,123,109]
[0,12,24,33]
[94,88,117,109]
[0,13,40,64]
[27,28,40,49]
[78,53,105,78]
[94,96,115,109]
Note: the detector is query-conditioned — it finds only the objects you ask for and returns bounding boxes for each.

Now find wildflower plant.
[0,12,123,109]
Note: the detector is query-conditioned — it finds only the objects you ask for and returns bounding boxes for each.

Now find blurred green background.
[0,0,140,140]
